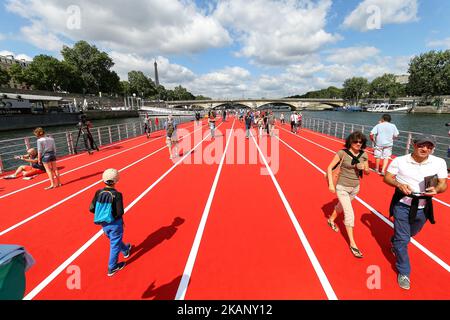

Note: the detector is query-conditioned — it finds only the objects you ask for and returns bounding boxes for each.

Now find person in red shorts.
[4,148,45,180]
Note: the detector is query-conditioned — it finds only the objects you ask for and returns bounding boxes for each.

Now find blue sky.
[1,0,449,98]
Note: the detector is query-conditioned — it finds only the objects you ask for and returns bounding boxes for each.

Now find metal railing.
[302,117,450,166]
[0,115,194,173]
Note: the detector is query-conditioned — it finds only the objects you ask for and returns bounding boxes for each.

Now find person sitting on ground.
[4,148,45,180]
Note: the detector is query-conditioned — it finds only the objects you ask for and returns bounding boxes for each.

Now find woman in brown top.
[326,131,370,258]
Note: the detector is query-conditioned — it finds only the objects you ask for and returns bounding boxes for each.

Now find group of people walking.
[326,114,447,290]
[243,110,276,138]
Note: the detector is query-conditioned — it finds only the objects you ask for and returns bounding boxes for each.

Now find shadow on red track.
[62,171,103,186]
[126,217,186,267]
[322,199,350,245]
[141,275,182,300]
[361,213,397,273]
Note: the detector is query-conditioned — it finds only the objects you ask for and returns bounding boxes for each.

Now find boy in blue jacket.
[89,168,132,276]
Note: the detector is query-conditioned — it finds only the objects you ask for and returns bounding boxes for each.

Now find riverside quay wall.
[0,110,139,132]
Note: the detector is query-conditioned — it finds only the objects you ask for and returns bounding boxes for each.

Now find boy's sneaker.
[123,244,132,259]
[397,274,410,290]
[107,262,126,277]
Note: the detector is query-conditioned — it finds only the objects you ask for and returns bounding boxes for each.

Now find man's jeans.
[392,203,427,276]
[102,218,128,271]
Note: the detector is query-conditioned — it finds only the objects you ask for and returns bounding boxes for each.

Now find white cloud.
[109,52,195,86]
[427,37,450,49]
[343,0,419,32]
[0,50,33,61]
[0,33,5,41]
[6,0,232,55]
[21,21,65,51]
[214,0,340,65]
[189,66,252,98]
[326,46,380,64]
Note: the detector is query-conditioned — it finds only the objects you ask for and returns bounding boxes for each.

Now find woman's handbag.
[325,156,344,188]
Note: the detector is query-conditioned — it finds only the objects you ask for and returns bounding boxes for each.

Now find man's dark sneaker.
[123,244,132,259]
[108,262,126,277]
[398,274,410,290]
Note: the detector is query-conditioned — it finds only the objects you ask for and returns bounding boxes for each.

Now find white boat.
[366,103,412,113]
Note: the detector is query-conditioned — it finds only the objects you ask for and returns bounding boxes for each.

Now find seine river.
[0,117,141,141]
[2,111,450,140]
[300,111,450,137]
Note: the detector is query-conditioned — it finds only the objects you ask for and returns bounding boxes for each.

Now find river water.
[2,111,450,140]
[300,111,450,137]
[0,116,141,140]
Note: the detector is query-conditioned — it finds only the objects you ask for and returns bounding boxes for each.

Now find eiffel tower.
[154,60,160,87]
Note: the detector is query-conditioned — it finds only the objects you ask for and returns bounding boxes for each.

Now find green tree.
[0,67,11,86]
[119,81,130,96]
[153,84,167,100]
[22,55,79,91]
[370,73,404,102]
[292,86,342,99]
[8,63,27,86]
[342,77,369,104]
[61,41,120,94]
[128,71,156,98]
[195,95,212,100]
[172,85,195,101]
[408,50,450,98]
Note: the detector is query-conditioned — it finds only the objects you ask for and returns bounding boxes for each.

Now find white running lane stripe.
[276,135,450,273]
[175,120,235,300]
[250,131,338,300]
[0,122,201,199]
[0,124,207,237]
[24,122,223,300]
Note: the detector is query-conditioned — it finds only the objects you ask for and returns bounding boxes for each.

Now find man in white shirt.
[290,113,297,133]
[370,114,399,175]
[384,136,447,290]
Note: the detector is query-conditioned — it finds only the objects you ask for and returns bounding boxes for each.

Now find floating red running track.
[1,118,449,300]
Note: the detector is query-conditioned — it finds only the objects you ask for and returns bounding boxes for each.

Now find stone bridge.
[160,98,345,111]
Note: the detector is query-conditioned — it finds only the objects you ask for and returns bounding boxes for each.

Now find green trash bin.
[0,245,33,300]
[0,254,26,300]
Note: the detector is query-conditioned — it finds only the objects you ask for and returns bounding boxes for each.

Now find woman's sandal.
[327,219,339,232]
[350,246,363,258]
[44,186,54,190]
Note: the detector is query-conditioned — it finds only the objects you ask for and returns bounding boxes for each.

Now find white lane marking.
[0,124,207,236]
[277,135,450,273]
[250,132,338,300]
[23,121,223,300]
[1,122,201,199]
[175,121,235,300]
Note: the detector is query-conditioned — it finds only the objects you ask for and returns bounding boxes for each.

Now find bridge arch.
[257,102,297,111]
